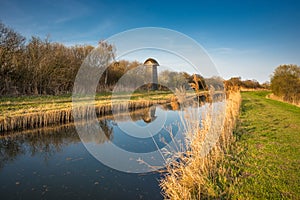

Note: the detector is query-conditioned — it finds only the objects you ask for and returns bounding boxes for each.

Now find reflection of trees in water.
[0,138,26,169]
[0,102,206,170]
[0,118,117,170]
[99,119,113,139]
[0,106,162,170]
[0,106,159,170]
[0,126,79,170]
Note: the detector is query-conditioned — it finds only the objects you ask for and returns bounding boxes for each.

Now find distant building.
[144,58,159,90]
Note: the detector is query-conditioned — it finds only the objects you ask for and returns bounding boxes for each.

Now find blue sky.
[1,0,300,82]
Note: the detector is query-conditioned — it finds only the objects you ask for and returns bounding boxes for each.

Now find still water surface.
[0,106,185,199]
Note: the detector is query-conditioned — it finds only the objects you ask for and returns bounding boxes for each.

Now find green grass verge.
[231,91,300,199]
[0,91,173,118]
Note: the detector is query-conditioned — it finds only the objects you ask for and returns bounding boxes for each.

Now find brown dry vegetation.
[0,92,173,133]
[267,93,300,107]
[160,89,241,199]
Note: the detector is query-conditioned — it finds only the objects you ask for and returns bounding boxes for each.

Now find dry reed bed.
[0,91,173,115]
[160,90,241,199]
[0,99,170,133]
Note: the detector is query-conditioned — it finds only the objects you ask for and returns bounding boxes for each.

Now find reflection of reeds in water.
[160,89,241,199]
[0,99,170,133]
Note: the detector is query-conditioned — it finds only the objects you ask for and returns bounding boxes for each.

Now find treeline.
[271,64,300,103]
[0,22,220,96]
[0,22,143,96]
[225,77,269,90]
[0,22,94,95]
[1,21,255,97]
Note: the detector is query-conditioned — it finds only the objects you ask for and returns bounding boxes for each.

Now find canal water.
[0,106,187,200]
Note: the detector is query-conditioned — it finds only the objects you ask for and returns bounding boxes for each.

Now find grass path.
[232,91,300,199]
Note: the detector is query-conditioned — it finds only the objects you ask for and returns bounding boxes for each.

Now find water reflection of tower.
[129,106,157,123]
[143,58,159,90]
[142,106,157,123]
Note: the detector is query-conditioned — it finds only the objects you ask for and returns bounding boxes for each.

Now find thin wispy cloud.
[208,47,260,56]
[55,19,114,45]
[51,0,91,24]
[54,16,75,24]
[209,47,233,55]
[1,0,92,40]
[62,40,98,47]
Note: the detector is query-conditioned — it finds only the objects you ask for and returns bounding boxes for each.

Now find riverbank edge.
[0,99,170,133]
[227,91,300,199]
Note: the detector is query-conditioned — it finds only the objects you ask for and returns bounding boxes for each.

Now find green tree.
[271,64,300,102]
[242,79,261,89]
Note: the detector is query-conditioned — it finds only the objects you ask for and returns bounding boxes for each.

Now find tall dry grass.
[160,89,241,199]
[0,99,170,133]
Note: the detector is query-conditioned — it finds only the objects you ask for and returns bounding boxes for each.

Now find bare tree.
[0,22,25,95]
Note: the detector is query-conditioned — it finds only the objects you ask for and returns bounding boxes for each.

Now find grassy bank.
[231,91,300,199]
[0,91,173,132]
[160,91,300,199]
